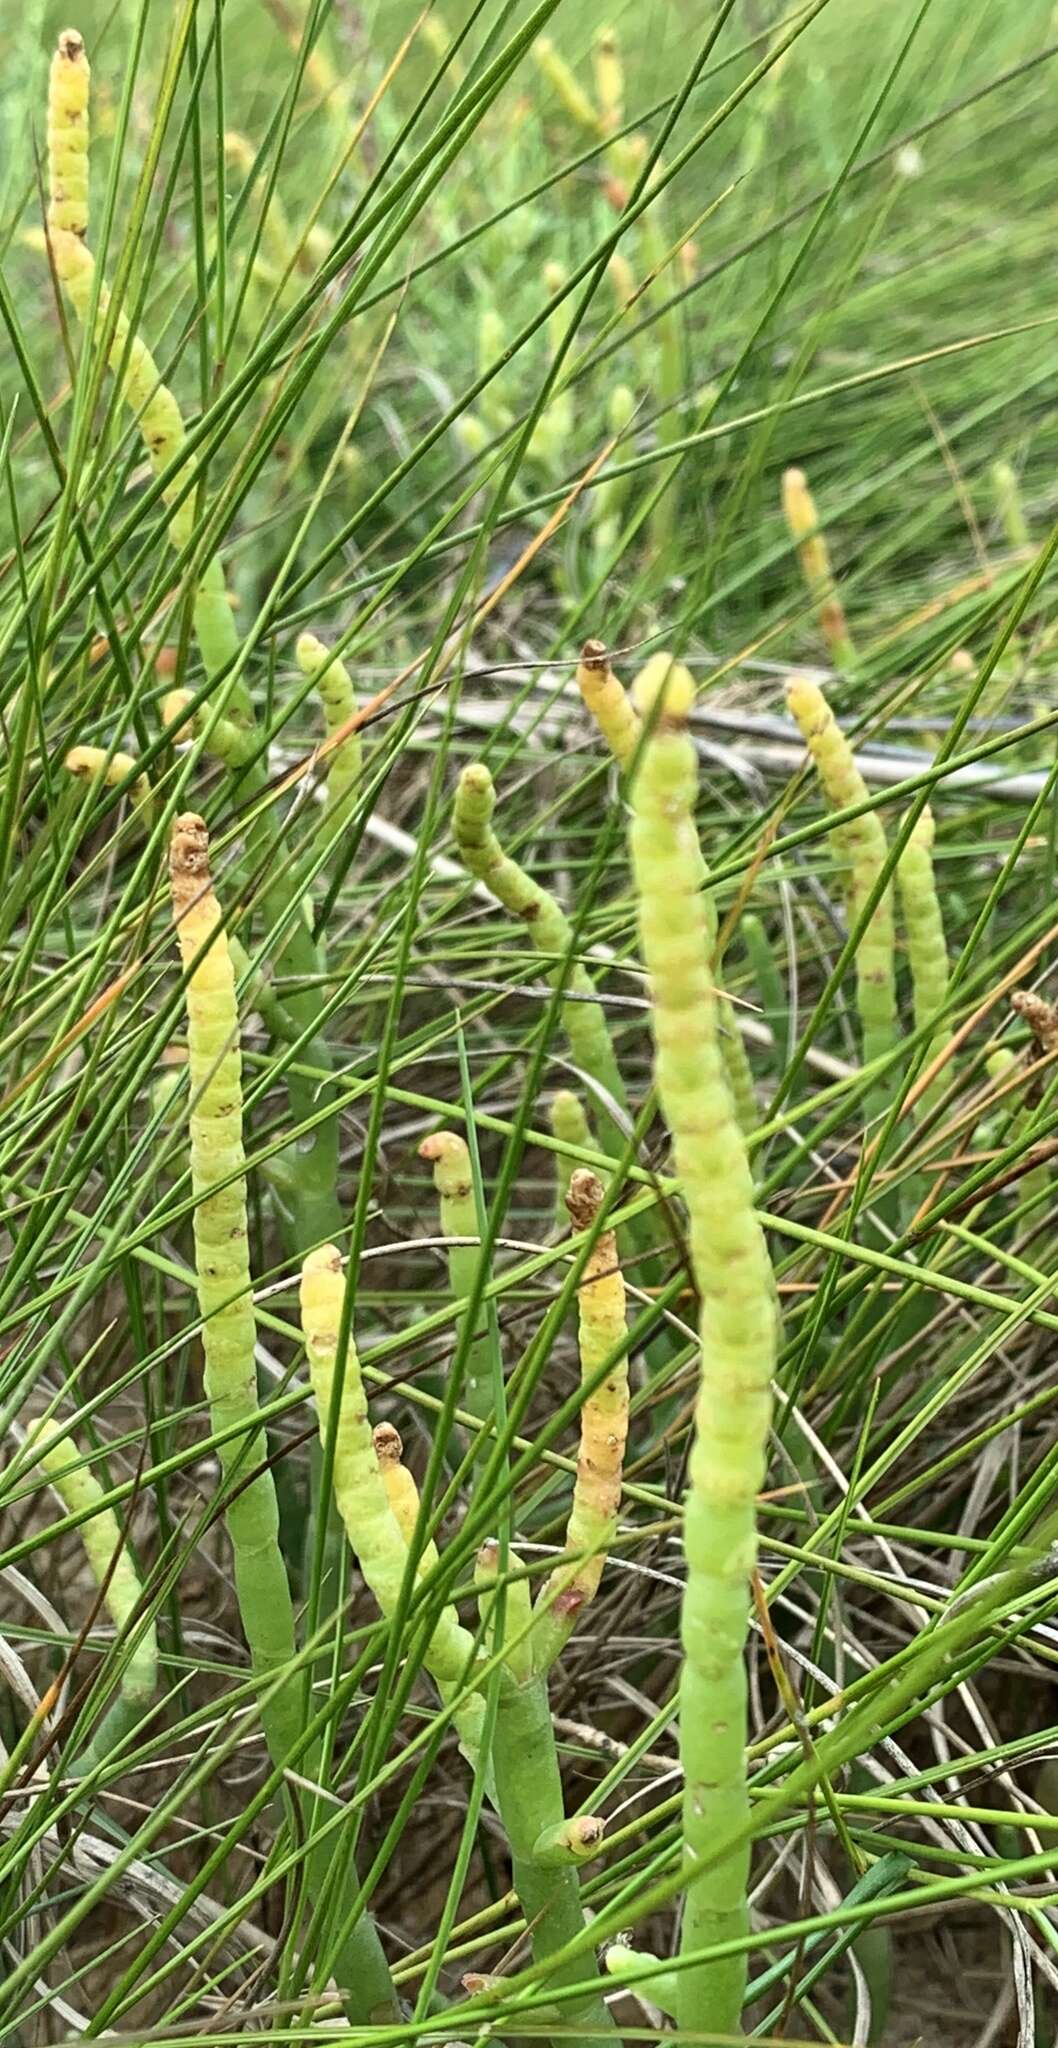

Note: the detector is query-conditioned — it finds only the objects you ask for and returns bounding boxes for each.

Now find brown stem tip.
[580,637,608,671]
[168,812,212,917]
[565,1167,605,1233]
[58,28,85,60]
[372,1421,403,1464]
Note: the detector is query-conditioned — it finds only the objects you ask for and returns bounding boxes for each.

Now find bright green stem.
[895,807,950,1116]
[490,1673,614,2046]
[452,764,631,1179]
[296,631,363,837]
[602,1945,679,2019]
[419,1132,492,1424]
[171,821,393,2023]
[718,1000,758,1140]
[530,1172,628,1676]
[549,1087,592,1231]
[787,675,897,1072]
[629,664,775,2040]
[32,1422,156,1777]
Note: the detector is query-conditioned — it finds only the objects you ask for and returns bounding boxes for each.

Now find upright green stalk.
[299,1245,484,1711]
[170,817,395,2023]
[574,639,642,770]
[530,1170,630,1672]
[549,1087,592,1231]
[419,1132,492,1426]
[28,1419,156,1775]
[782,466,856,670]
[787,674,897,1071]
[629,661,776,2039]
[296,630,363,834]
[477,1532,613,2048]
[895,805,951,1115]
[452,763,631,1177]
[46,29,340,1251]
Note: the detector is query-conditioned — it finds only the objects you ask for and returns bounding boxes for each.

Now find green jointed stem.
[170,815,300,1762]
[161,688,257,769]
[46,32,248,704]
[373,1422,490,1778]
[300,1244,483,1697]
[31,1419,156,1771]
[452,763,631,1176]
[782,466,856,669]
[629,660,776,2040]
[549,1087,592,1231]
[575,640,642,770]
[296,632,363,824]
[986,1048,1051,1214]
[531,1170,629,1675]
[602,1944,679,2020]
[418,1132,492,1425]
[172,818,395,2024]
[895,805,951,1114]
[46,23,345,1234]
[786,674,897,1071]
[476,1541,613,2047]
[64,743,152,821]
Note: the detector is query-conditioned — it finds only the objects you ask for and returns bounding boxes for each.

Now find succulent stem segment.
[169,814,300,1760]
[64,743,152,820]
[782,466,856,669]
[786,675,897,1072]
[296,632,363,829]
[418,1132,492,1426]
[895,806,950,1115]
[46,31,245,689]
[30,1420,156,1774]
[371,1422,489,1778]
[531,1171,629,1674]
[574,640,642,770]
[475,1541,614,2047]
[452,762,630,1178]
[549,1087,592,1230]
[47,34,342,1254]
[300,1245,483,1699]
[171,818,395,2024]
[629,660,776,2039]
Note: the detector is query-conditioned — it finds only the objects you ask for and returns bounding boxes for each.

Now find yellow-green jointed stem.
[787,674,897,1072]
[629,660,776,2038]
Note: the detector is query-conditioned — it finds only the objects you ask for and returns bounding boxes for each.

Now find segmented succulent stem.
[296,632,362,823]
[786,674,897,1071]
[629,660,776,2039]
[169,815,301,1760]
[532,1171,628,1675]
[46,31,243,690]
[64,743,151,818]
[300,1244,482,1696]
[31,1420,156,1769]
[549,1088,592,1230]
[418,1132,492,1426]
[371,1422,489,1777]
[161,688,257,769]
[575,640,642,769]
[782,466,856,669]
[452,763,631,1176]
[478,1533,613,2046]
[895,806,950,1113]
[602,1945,679,2019]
